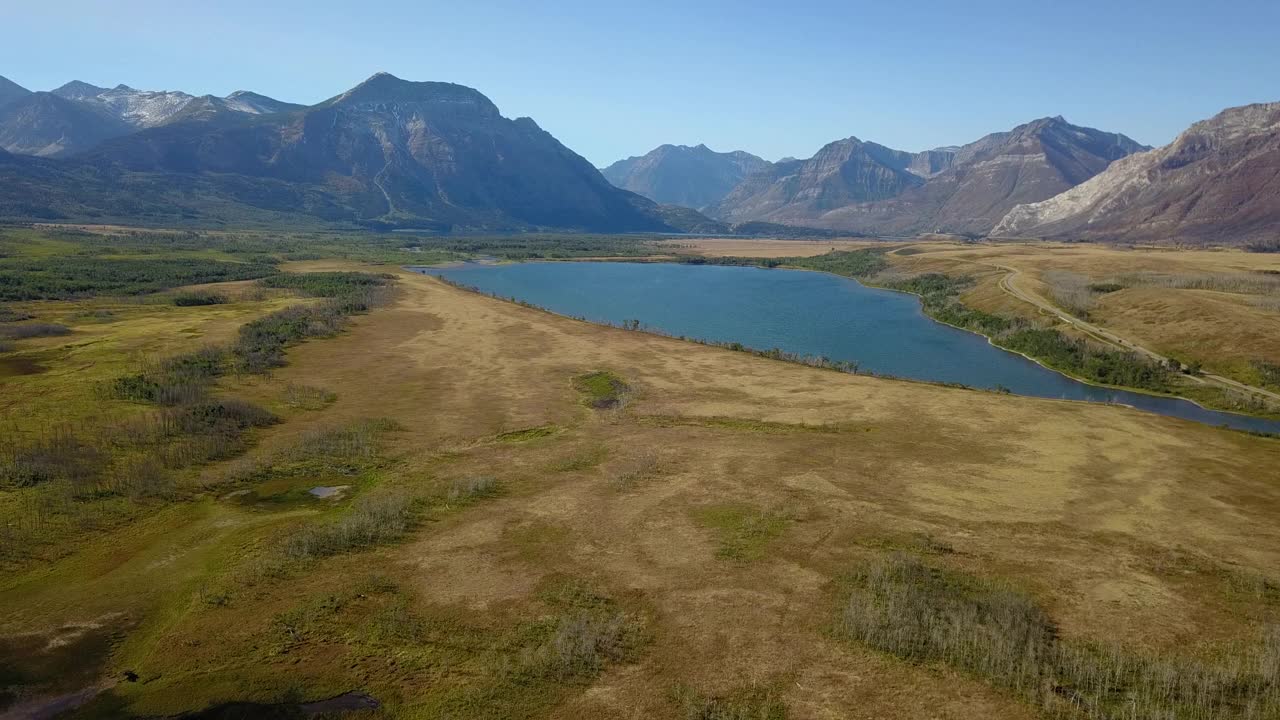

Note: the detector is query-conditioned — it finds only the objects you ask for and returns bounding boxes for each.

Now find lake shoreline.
[408,262,1280,435]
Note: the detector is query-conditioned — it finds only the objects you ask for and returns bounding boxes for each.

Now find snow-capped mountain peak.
[42,81,301,128]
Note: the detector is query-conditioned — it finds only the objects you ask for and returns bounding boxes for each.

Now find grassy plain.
[2,229,1279,719]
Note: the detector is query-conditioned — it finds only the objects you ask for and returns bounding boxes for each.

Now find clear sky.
[4,0,1278,166]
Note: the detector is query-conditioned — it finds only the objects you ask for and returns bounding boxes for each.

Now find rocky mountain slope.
[0,73,707,232]
[993,103,1280,245]
[705,137,940,223]
[0,92,134,157]
[711,117,1147,235]
[51,82,196,127]
[601,144,770,209]
[0,76,31,109]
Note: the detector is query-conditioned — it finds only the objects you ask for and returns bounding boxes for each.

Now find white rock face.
[992,150,1157,235]
[64,84,299,127]
[95,86,195,127]
[993,102,1280,238]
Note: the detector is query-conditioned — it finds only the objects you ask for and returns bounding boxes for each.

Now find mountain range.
[698,117,1150,236]
[0,74,707,232]
[992,102,1280,244]
[1,72,1278,243]
[0,78,304,157]
[600,145,771,210]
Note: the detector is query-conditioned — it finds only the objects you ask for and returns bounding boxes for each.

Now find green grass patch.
[572,370,630,409]
[694,504,791,562]
[215,418,400,513]
[548,445,608,472]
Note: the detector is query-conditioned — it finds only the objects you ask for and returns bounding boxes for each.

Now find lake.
[418,261,1280,434]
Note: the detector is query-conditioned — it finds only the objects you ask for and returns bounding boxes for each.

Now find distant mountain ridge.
[7,70,1277,244]
[0,92,133,157]
[709,116,1148,235]
[0,76,31,109]
[0,73,716,233]
[0,78,302,157]
[601,144,771,209]
[50,80,303,128]
[705,137,929,222]
[993,102,1280,245]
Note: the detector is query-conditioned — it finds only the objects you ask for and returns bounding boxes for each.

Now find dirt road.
[994,263,1280,404]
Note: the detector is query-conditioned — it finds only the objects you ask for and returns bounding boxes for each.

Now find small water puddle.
[309,485,351,500]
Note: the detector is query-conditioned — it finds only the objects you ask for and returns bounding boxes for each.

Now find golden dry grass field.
[4,252,1279,719]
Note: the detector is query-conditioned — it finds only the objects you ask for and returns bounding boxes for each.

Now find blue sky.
[4,0,1278,165]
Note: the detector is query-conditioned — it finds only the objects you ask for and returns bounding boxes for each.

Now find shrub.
[1253,360,1280,388]
[1245,239,1280,253]
[841,554,1053,691]
[108,346,228,405]
[288,419,399,465]
[258,272,393,298]
[0,257,276,300]
[0,307,34,323]
[877,273,1174,392]
[0,323,71,340]
[447,475,499,502]
[233,302,357,373]
[172,292,228,307]
[683,248,888,278]
[0,427,105,488]
[610,450,659,489]
[282,384,336,410]
[839,554,1280,719]
[110,458,173,499]
[524,610,630,680]
[164,399,278,435]
[284,492,416,560]
[109,373,206,406]
[1113,271,1280,296]
[1044,270,1099,316]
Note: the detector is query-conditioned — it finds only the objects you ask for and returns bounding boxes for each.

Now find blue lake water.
[418,261,1280,434]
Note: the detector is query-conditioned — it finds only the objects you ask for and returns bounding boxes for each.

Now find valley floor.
[4,256,1280,718]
